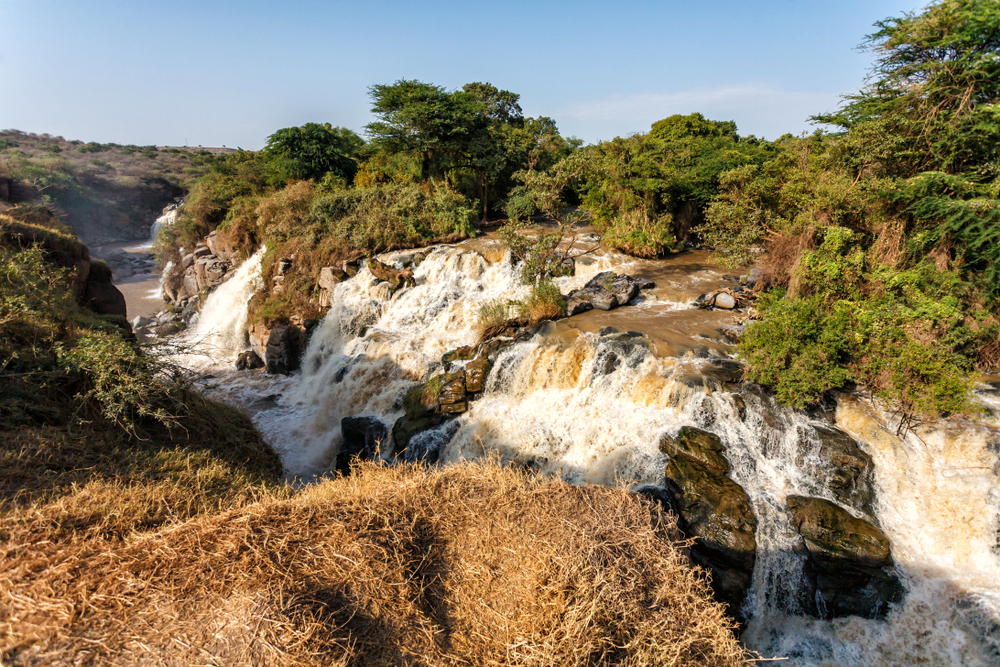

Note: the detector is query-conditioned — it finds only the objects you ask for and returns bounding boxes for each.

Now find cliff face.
[0,207,127,318]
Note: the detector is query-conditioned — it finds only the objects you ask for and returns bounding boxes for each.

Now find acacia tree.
[264,123,363,185]
[365,80,484,182]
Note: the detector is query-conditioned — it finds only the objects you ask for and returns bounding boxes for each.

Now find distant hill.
[0,129,232,244]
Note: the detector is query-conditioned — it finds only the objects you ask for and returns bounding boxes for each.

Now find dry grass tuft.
[2,461,750,667]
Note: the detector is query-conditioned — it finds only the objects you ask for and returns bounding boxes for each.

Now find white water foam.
[176,238,1000,665]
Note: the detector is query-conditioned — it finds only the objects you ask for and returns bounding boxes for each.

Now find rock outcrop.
[813,426,876,516]
[83,260,127,317]
[660,427,757,618]
[786,495,904,619]
[564,272,655,316]
[367,257,416,292]
[338,417,389,473]
[162,230,239,306]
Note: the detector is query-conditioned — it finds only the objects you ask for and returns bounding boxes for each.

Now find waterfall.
[186,247,264,360]
[183,239,1000,665]
[150,207,179,243]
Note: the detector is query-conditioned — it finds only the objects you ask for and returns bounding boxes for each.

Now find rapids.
[174,238,1000,666]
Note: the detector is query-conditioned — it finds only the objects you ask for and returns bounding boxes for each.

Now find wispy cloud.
[557,83,844,141]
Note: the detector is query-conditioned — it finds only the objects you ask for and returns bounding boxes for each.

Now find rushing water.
[150,207,179,244]
[175,239,1000,666]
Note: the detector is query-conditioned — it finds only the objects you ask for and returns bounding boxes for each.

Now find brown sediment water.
[90,240,165,320]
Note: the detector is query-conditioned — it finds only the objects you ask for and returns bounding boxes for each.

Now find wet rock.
[442,345,476,365]
[439,373,467,406]
[608,274,640,305]
[786,495,904,619]
[440,401,467,414]
[464,356,493,393]
[659,426,731,474]
[632,484,683,517]
[235,350,264,371]
[402,385,438,419]
[665,453,757,616]
[565,293,595,316]
[367,258,416,290]
[338,416,389,473]
[83,261,127,317]
[343,259,359,277]
[393,414,444,453]
[264,324,303,375]
[814,426,876,516]
[563,272,652,315]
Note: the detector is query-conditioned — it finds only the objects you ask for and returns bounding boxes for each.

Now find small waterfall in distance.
[150,207,179,244]
[179,240,1000,666]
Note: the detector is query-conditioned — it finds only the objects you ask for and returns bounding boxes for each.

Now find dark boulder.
[393,414,444,455]
[83,261,127,317]
[665,451,757,617]
[235,350,265,371]
[563,272,652,315]
[786,495,904,619]
[265,324,303,375]
[338,416,389,473]
[659,426,731,474]
[814,426,876,516]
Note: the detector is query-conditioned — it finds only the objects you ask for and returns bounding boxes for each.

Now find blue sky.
[1,0,924,148]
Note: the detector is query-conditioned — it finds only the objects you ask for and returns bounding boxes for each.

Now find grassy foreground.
[2,461,749,667]
[1,168,746,667]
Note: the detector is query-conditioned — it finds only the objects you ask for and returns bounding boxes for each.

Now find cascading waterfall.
[182,239,1000,665]
[186,247,264,360]
[150,207,179,243]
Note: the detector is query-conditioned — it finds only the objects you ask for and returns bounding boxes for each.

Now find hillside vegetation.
[0,129,224,243]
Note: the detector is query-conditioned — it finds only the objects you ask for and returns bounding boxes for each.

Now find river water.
[155,237,1000,666]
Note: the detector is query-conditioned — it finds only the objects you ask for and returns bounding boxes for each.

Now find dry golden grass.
[2,461,750,667]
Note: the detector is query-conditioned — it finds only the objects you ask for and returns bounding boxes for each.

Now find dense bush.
[311,182,475,252]
[579,113,771,257]
[740,227,996,413]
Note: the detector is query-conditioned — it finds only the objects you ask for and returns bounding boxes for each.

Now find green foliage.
[264,123,363,185]
[520,279,567,322]
[365,80,576,218]
[366,80,485,182]
[476,299,520,329]
[740,228,991,414]
[582,113,770,257]
[0,243,186,433]
[310,183,475,252]
[501,153,596,283]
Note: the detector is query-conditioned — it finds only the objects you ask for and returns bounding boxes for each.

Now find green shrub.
[310,182,475,253]
[739,230,990,414]
[519,279,566,322]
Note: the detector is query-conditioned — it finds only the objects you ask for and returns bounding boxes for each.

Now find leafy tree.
[264,123,363,185]
[366,80,484,182]
[581,113,769,257]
